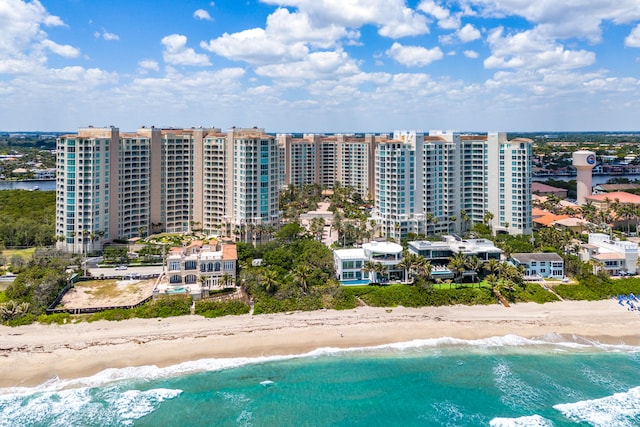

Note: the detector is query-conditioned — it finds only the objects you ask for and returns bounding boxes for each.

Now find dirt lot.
[60,278,156,309]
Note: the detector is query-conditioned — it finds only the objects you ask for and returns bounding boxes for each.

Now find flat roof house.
[334,241,404,285]
[579,233,638,276]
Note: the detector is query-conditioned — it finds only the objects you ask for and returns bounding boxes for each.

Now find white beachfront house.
[579,233,638,276]
[407,235,502,281]
[334,241,404,284]
[509,253,565,280]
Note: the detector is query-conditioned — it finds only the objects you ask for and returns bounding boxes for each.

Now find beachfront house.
[509,253,565,280]
[156,240,238,298]
[579,233,638,276]
[334,241,404,285]
[407,236,502,281]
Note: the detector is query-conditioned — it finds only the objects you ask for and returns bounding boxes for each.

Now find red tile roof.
[586,191,640,204]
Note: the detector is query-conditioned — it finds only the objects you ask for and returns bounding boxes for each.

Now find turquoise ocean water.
[2,334,640,426]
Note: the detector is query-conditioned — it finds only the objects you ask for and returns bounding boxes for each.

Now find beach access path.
[1,300,639,388]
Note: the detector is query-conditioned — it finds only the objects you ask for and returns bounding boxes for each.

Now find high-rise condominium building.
[56,126,531,254]
[374,139,415,241]
[55,127,118,254]
[56,126,280,253]
[228,127,281,241]
[278,133,382,200]
[371,130,532,238]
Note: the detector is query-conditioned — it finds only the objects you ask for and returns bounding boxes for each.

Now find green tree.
[291,264,312,294]
[276,223,305,243]
[261,269,280,294]
[447,252,467,282]
[465,256,483,283]
[0,300,30,322]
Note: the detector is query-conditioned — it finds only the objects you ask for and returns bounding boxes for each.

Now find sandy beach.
[1,299,639,388]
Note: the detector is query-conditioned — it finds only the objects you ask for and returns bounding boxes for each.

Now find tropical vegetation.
[0,190,56,247]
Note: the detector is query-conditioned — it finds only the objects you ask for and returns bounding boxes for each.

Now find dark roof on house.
[532,182,567,193]
[511,253,563,263]
[594,183,640,192]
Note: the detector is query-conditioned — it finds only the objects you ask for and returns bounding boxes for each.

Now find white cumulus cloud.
[458,24,481,42]
[464,50,479,58]
[417,0,462,30]
[94,30,120,41]
[625,24,640,47]
[41,39,80,58]
[261,0,430,38]
[484,27,595,71]
[467,0,640,43]
[201,27,308,65]
[386,42,444,67]
[194,9,212,21]
[161,34,210,66]
[138,59,160,72]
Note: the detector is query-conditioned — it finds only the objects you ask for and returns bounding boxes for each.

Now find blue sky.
[1,0,640,132]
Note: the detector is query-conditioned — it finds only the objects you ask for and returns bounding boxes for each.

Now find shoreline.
[1,300,640,388]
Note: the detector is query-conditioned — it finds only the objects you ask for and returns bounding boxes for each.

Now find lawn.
[432,281,491,290]
[2,247,36,260]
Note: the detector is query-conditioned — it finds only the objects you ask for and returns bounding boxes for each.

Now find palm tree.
[431,216,438,236]
[449,215,457,232]
[465,256,483,283]
[544,194,562,214]
[500,264,524,286]
[261,269,279,294]
[369,219,378,239]
[362,260,377,283]
[616,203,635,235]
[483,211,494,233]
[373,262,387,283]
[447,251,467,283]
[219,273,231,288]
[201,274,210,289]
[0,301,30,322]
[484,258,502,277]
[410,256,432,282]
[460,209,470,233]
[580,201,598,223]
[309,217,325,241]
[485,273,500,293]
[396,252,412,283]
[291,264,312,294]
[397,252,430,283]
[425,212,434,236]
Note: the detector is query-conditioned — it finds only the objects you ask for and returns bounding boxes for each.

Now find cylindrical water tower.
[572,150,596,205]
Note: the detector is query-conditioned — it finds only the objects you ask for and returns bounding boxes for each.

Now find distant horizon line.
[3,129,640,135]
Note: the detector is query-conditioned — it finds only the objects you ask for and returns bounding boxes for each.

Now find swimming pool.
[340,279,371,286]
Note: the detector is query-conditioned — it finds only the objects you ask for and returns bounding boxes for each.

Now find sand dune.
[1,300,639,388]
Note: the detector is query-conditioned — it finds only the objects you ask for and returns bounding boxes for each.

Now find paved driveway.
[88,265,164,278]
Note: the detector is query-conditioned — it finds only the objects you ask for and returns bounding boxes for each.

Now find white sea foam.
[236,409,254,427]
[554,386,640,427]
[364,333,640,354]
[0,386,182,427]
[579,364,626,391]
[493,361,547,410]
[427,400,485,426]
[1,334,637,399]
[113,388,182,424]
[489,414,554,427]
